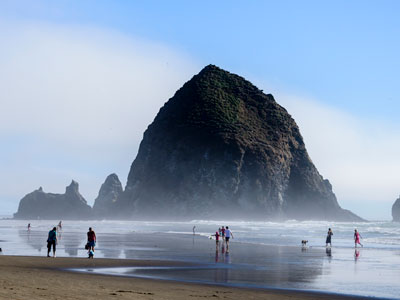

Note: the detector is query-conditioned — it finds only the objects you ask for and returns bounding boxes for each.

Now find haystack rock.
[117,65,362,221]
[392,196,400,222]
[93,173,123,218]
[14,180,92,220]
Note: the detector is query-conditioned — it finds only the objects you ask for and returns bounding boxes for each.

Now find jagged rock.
[14,180,92,220]
[392,196,400,222]
[118,65,363,221]
[93,173,123,218]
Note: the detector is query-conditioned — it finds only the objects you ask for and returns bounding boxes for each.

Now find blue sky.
[1,1,399,219]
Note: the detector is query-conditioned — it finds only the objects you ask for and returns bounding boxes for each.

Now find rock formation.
[93,173,123,218]
[119,65,362,221]
[14,180,92,220]
[392,196,400,222]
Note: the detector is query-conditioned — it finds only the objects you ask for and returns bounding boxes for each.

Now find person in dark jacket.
[47,227,57,257]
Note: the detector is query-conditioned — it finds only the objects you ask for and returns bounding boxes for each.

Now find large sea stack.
[119,65,361,221]
[14,180,92,220]
[392,196,400,222]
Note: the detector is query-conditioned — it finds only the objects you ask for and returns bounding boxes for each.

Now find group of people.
[325,228,364,248]
[212,226,233,250]
[46,225,96,258]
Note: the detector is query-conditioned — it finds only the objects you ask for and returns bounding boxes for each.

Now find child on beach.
[326,228,333,247]
[221,226,225,241]
[88,249,94,259]
[212,231,220,249]
[354,229,363,248]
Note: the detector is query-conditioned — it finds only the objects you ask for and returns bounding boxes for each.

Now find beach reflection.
[18,229,44,252]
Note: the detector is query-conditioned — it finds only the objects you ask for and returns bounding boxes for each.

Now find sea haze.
[1,219,399,299]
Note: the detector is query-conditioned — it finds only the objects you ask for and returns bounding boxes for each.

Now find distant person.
[225,226,233,250]
[57,221,62,231]
[326,228,333,247]
[47,227,57,257]
[192,226,196,235]
[221,226,226,241]
[354,229,363,248]
[87,227,96,255]
[212,231,220,249]
[27,223,31,231]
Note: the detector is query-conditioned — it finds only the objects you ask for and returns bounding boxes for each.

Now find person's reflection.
[224,250,231,264]
[326,247,332,261]
[354,249,360,261]
[215,248,219,263]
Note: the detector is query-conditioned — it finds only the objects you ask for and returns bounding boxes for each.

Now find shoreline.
[0,255,377,300]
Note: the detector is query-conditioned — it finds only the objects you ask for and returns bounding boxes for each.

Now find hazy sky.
[1,1,399,219]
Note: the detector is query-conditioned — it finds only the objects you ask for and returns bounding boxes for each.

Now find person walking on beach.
[212,230,220,250]
[225,226,233,250]
[192,226,196,235]
[27,223,31,231]
[57,221,62,231]
[47,227,57,257]
[221,226,226,241]
[87,227,96,254]
[354,229,363,248]
[326,228,333,247]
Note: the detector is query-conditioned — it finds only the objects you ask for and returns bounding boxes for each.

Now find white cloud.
[0,21,200,214]
[276,94,400,220]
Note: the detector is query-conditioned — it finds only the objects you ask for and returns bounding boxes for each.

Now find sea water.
[1,218,399,299]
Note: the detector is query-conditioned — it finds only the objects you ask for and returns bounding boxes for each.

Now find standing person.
[87,227,96,255]
[57,221,62,231]
[27,223,31,231]
[47,227,57,257]
[221,226,226,241]
[225,226,233,250]
[192,226,196,235]
[326,228,333,247]
[212,231,220,250]
[354,229,363,248]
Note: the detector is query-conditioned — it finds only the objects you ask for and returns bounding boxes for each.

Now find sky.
[0,0,399,219]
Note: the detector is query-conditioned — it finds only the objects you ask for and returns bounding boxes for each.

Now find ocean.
[1,218,399,299]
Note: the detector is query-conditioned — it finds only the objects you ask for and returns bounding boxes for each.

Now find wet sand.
[0,255,369,300]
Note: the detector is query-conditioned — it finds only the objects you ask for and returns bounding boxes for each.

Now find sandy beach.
[0,255,370,300]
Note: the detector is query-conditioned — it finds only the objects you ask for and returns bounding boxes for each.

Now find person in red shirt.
[221,226,225,241]
[212,231,220,250]
[87,227,96,253]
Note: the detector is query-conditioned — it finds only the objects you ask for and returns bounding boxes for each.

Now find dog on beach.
[301,240,308,246]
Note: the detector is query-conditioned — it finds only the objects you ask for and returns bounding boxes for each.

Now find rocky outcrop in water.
[14,180,92,220]
[93,173,123,218]
[118,65,362,221]
[392,196,400,222]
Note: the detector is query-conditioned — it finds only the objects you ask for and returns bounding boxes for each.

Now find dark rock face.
[93,173,123,218]
[14,180,92,220]
[120,65,362,221]
[392,197,400,222]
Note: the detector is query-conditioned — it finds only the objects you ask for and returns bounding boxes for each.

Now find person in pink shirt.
[212,231,220,250]
[354,229,363,248]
